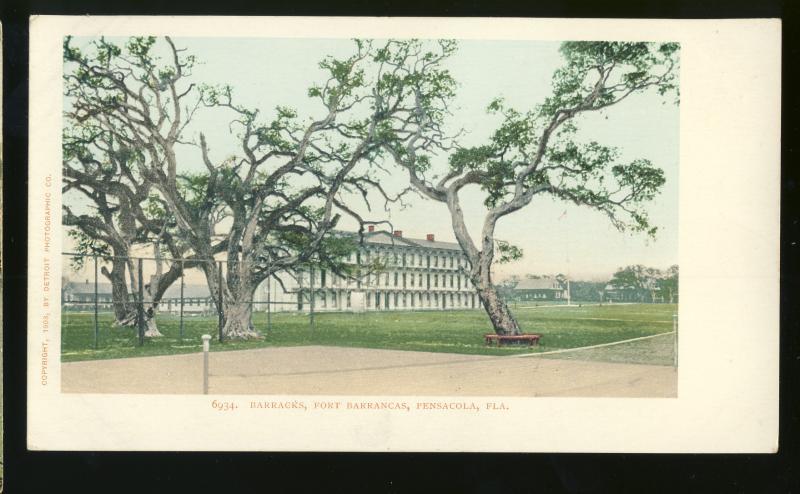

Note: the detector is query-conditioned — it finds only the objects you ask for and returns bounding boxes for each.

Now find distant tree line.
[497,264,678,303]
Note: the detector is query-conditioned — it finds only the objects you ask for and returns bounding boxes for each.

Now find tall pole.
[137,257,144,346]
[266,276,272,333]
[567,278,571,306]
[673,313,679,368]
[179,259,185,340]
[202,334,211,394]
[93,254,99,349]
[310,265,315,329]
[218,261,224,343]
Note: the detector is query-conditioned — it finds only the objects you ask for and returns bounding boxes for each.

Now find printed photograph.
[60,35,680,397]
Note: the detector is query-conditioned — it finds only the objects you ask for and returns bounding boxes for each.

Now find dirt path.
[62,345,677,397]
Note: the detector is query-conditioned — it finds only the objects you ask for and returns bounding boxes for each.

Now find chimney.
[426,234,435,242]
[393,230,403,237]
[368,225,375,232]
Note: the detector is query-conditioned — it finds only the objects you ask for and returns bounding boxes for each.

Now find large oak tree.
[63,36,448,338]
[379,41,679,334]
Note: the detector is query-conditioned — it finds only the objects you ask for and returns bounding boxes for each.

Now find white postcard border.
[28,16,781,452]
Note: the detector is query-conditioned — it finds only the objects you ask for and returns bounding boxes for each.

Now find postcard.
[28,16,780,452]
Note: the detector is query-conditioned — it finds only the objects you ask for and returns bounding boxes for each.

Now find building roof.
[514,278,565,291]
[355,230,463,252]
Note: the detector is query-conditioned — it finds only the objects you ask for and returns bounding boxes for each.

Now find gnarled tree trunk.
[475,283,522,335]
[202,259,261,340]
[222,296,259,339]
[102,257,137,325]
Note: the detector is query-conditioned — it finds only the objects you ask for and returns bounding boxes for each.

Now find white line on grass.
[511,331,675,359]
[517,303,638,309]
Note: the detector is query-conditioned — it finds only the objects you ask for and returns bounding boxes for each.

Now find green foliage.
[67,229,111,270]
[495,239,523,264]
[569,281,607,302]
[542,41,680,117]
[441,41,679,237]
[177,173,212,211]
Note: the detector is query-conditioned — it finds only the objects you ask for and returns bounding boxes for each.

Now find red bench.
[484,334,541,347]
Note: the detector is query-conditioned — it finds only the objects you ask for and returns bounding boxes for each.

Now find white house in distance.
[512,277,569,301]
[256,227,481,313]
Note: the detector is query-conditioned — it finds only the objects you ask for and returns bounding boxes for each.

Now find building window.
[450,275,454,287]
[434,275,438,287]
[402,253,406,266]
[427,274,430,289]
[394,293,399,307]
[410,274,414,287]
[403,273,407,288]
[321,270,326,287]
[385,272,390,286]
[419,274,423,286]
[411,294,415,307]
[394,272,399,286]
[367,292,372,307]
[394,253,398,265]
[402,293,407,307]
[426,255,430,268]
[347,292,352,308]
[450,256,454,268]
[434,256,438,267]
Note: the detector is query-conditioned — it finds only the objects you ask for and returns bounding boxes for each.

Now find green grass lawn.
[61,303,677,363]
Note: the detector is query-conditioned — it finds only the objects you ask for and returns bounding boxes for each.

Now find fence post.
[218,261,224,343]
[673,313,678,368]
[179,259,185,341]
[202,334,211,394]
[137,257,144,346]
[93,254,99,350]
[266,276,272,333]
[310,266,315,329]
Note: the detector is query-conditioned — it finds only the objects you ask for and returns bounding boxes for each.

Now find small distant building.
[602,279,663,303]
[62,280,114,310]
[161,283,215,316]
[62,279,216,314]
[513,278,568,301]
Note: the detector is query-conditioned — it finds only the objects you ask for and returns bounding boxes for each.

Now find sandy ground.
[62,345,677,397]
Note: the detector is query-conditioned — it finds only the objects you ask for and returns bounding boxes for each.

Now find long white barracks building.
[256,227,481,312]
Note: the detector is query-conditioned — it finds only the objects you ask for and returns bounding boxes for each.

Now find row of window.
[351,249,466,270]
[362,272,471,290]
[300,270,473,291]
[366,291,476,309]
[296,290,479,310]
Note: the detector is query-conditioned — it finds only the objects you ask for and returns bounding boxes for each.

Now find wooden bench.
[484,334,541,347]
